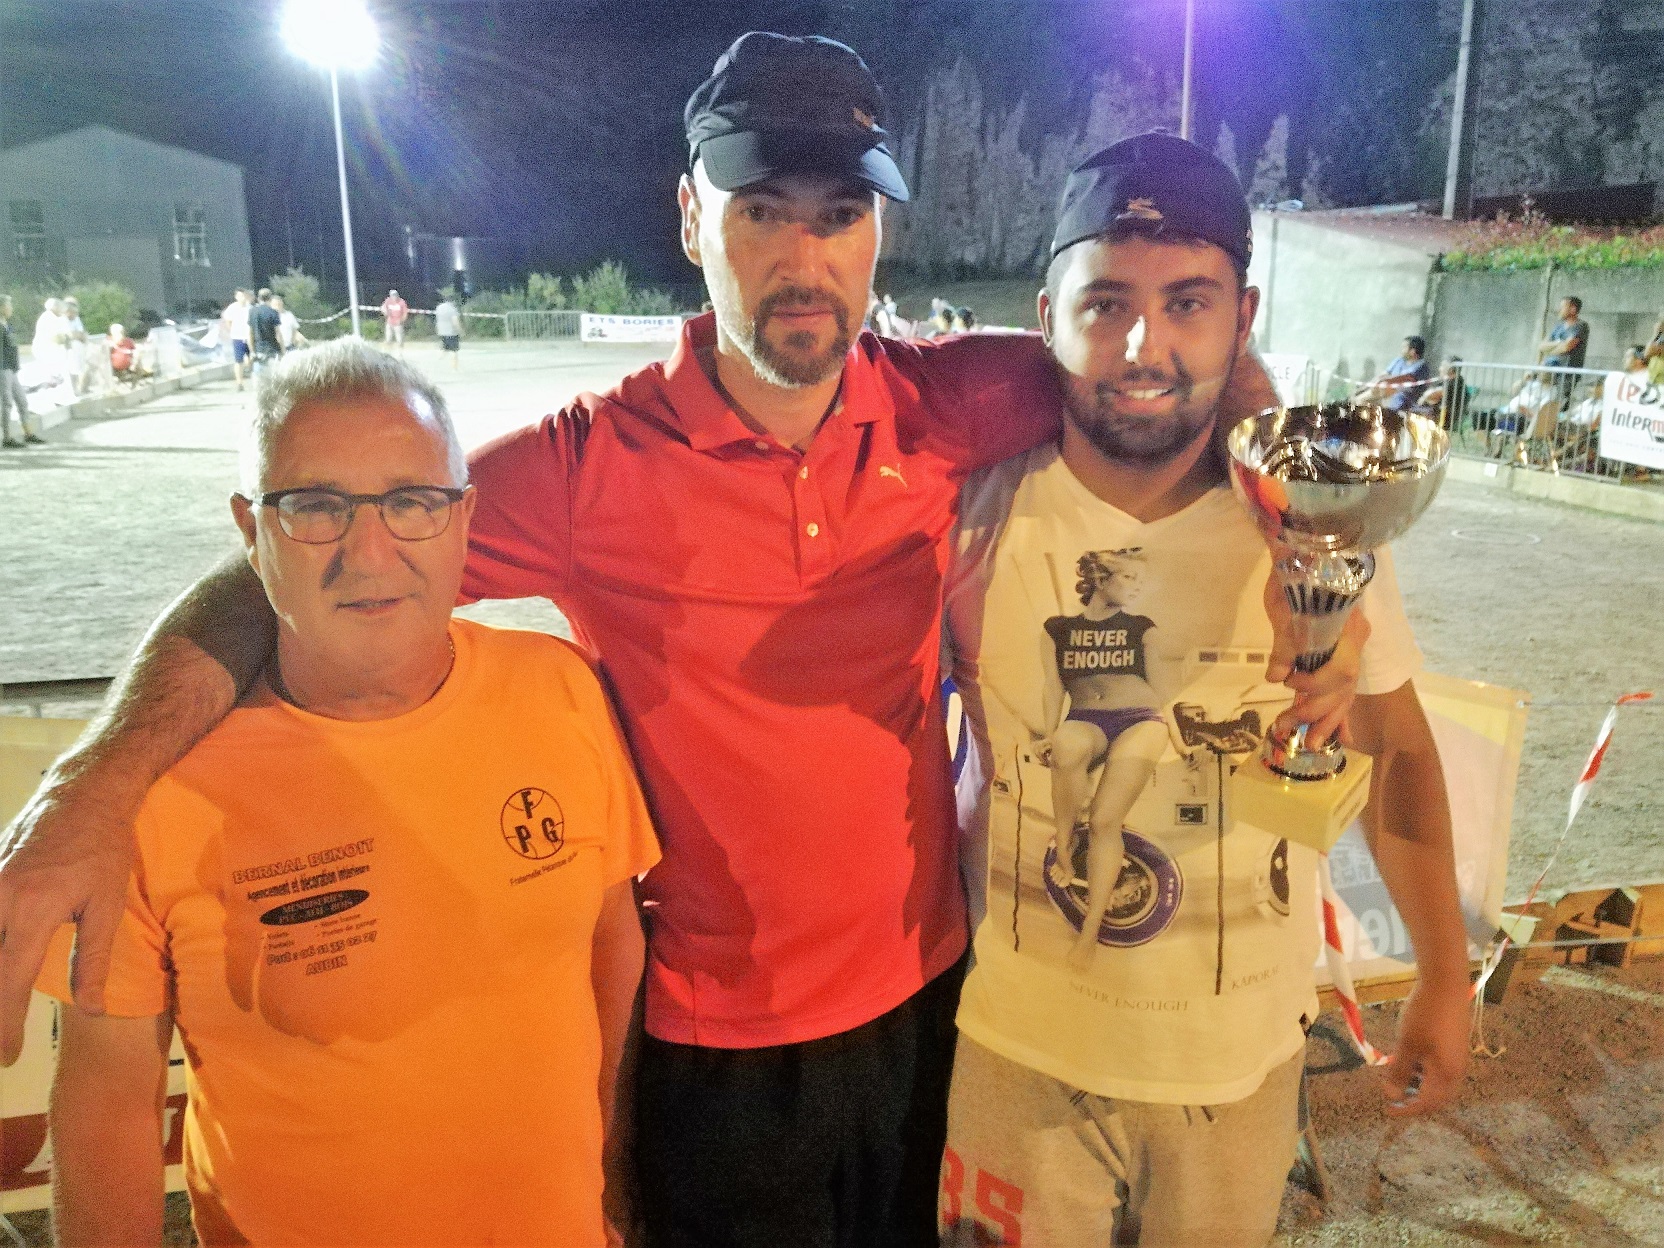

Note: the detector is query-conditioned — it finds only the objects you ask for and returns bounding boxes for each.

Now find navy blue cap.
[1051,132,1251,270]
[684,32,909,202]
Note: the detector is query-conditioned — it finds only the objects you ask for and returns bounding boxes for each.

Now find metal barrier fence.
[1417,362,1631,482]
[0,677,111,718]
[503,310,584,341]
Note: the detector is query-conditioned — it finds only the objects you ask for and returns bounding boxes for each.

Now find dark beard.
[746,287,852,388]
[1066,352,1221,465]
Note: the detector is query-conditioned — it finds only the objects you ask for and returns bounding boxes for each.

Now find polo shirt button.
[754,440,770,452]
[806,522,820,538]
[798,466,809,479]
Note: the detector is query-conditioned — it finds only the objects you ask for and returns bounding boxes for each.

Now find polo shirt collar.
[662,311,891,451]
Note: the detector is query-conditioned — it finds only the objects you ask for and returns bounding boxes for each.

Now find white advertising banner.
[1313,673,1525,987]
[1260,352,1317,407]
[1599,370,1664,470]
[579,313,684,343]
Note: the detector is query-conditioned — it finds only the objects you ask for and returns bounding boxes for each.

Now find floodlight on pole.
[282,0,379,338]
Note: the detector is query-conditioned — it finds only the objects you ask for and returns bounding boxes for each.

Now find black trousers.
[636,954,968,1248]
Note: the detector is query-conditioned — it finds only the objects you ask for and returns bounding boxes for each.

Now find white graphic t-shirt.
[945,444,1422,1105]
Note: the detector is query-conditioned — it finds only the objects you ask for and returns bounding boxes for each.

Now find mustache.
[1094,360,1195,402]
[757,286,850,329]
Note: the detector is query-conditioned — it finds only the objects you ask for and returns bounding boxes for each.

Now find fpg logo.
[499,788,565,860]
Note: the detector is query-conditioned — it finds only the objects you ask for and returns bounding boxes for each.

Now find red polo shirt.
[464,313,1057,1047]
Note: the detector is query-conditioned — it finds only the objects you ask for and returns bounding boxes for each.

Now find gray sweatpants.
[0,369,35,440]
[940,1035,1303,1247]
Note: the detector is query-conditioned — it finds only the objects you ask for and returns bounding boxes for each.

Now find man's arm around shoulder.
[0,555,273,1063]
[51,1004,173,1246]
[1349,682,1471,1117]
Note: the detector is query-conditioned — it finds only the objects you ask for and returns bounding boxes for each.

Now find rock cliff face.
[882,0,1664,278]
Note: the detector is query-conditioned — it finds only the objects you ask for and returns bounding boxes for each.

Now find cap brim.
[698,129,910,202]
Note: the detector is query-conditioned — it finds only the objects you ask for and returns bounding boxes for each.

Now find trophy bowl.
[1228,404,1449,555]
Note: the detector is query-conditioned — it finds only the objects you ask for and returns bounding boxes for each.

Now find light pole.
[281,0,379,338]
[1179,0,1197,141]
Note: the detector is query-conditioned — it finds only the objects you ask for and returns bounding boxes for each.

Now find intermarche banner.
[1600,370,1664,470]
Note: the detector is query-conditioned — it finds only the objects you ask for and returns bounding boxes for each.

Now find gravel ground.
[2,339,1660,1246]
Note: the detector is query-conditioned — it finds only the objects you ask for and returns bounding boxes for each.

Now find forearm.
[592,882,646,1149]
[50,1020,169,1246]
[1364,741,1469,988]
[49,553,274,802]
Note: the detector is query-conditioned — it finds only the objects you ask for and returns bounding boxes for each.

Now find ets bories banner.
[579,313,684,343]
[1600,370,1664,470]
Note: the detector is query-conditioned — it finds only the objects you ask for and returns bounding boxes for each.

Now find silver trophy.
[1226,402,1448,850]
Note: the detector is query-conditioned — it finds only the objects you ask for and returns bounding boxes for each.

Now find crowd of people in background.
[867,292,986,339]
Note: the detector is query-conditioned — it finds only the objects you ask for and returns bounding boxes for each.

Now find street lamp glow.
[281,0,379,71]
[282,0,377,338]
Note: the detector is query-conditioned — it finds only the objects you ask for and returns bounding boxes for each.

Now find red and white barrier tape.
[1318,852,1389,1066]
[1470,690,1653,1049]
[1318,690,1653,1065]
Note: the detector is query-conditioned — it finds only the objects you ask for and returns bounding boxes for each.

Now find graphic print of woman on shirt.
[1040,549,1170,972]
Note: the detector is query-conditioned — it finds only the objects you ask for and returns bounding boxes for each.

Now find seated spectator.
[1487,370,1558,457]
[1357,336,1432,410]
[1413,356,1472,430]
[951,306,976,333]
[107,323,139,381]
[1621,345,1647,374]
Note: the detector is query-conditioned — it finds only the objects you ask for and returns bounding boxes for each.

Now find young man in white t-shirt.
[222,289,253,392]
[939,134,1471,1247]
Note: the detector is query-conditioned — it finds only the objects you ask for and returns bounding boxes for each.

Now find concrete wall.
[0,126,251,316]
[1249,208,1664,380]
[1248,211,1437,393]
[1428,267,1664,371]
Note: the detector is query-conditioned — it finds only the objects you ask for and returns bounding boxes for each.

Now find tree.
[1248,116,1290,206]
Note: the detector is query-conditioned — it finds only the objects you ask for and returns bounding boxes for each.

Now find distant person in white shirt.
[31,297,68,389]
[220,289,253,391]
[272,295,308,353]
[434,297,463,372]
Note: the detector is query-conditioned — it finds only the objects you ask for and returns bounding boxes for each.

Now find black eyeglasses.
[247,486,469,544]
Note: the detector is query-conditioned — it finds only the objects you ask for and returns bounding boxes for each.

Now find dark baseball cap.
[684,32,909,202]
[1050,132,1251,271]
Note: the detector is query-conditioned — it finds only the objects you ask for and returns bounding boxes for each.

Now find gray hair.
[241,338,466,493]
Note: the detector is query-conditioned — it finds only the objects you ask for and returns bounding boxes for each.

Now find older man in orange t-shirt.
[38,340,658,1247]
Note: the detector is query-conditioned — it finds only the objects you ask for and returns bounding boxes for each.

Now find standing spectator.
[221,289,253,392]
[1643,315,1664,386]
[31,297,68,393]
[380,288,410,352]
[61,298,94,396]
[434,294,463,371]
[248,288,284,371]
[1,294,46,447]
[272,295,308,353]
[1538,295,1589,400]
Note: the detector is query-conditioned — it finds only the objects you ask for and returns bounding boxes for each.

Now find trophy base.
[1231,749,1374,854]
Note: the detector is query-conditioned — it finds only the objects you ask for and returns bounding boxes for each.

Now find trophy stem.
[1266,548,1376,779]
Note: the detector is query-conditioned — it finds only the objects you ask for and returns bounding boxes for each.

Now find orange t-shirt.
[39,619,659,1247]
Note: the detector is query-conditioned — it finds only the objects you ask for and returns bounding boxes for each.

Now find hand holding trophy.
[1227,402,1449,851]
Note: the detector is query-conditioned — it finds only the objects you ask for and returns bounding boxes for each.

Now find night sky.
[0,0,1448,301]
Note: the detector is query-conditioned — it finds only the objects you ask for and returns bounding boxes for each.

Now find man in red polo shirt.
[0,32,1351,1248]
